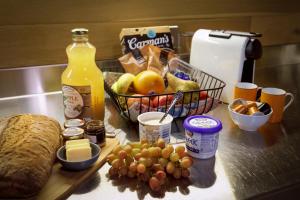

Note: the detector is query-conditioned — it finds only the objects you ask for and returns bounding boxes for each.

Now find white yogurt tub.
[137,112,173,144]
[183,115,222,159]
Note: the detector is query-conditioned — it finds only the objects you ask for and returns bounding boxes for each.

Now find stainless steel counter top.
[0,44,300,199]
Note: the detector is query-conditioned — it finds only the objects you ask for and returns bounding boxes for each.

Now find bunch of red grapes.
[107,138,193,191]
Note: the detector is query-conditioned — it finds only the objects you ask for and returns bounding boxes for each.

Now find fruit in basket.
[166,72,200,103]
[133,70,165,95]
[166,72,200,91]
[199,91,208,100]
[127,94,153,108]
[111,82,118,93]
[112,73,135,94]
[164,85,175,94]
[106,138,193,192]
[152,95,174,108]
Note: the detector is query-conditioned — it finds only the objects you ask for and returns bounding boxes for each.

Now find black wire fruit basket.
[104,58,226,122]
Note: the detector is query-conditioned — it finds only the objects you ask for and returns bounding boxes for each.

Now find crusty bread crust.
[0,114,62,198]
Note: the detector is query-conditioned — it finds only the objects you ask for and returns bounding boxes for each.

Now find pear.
[113,73,135,94]
[166,72,200,104]
[163,85,175,94]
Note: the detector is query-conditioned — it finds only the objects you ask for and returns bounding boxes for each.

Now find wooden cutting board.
[36,137,119,200]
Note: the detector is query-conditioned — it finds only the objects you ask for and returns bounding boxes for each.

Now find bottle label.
[62,85,91,120]
[185,130,219,159]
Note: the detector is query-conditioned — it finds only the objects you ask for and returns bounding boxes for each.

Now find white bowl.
[228,101,273,132]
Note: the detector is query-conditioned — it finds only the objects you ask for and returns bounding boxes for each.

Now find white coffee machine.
[190,29,262,103]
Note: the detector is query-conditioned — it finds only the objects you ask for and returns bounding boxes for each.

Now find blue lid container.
[183,115,222,134]
[183,115,222,159]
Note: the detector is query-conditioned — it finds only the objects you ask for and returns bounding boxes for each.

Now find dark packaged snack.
[120,26,174,54]
[258,102,272,115]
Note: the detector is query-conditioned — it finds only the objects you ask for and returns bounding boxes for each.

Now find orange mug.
[234,82,260,101]
[261,88,294,123]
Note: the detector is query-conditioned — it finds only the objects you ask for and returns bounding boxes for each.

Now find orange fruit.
[133,70,165,95]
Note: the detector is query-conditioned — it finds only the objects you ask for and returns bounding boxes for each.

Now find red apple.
[127,94,153,108]
[152,95,174,108]
[199,91,208,100]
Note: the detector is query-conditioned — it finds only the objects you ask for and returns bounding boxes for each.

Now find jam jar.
[85,120,106,147]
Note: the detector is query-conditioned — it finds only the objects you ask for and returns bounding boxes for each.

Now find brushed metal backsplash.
[0,44,299,98]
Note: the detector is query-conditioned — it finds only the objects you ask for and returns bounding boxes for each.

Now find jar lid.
[86,120,105,133]
[183,115,222,134]
[62,127,84,138]
[64,119,85,128]
[71,28,88,35]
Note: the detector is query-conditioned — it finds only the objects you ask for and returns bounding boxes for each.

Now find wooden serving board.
[36,138,119,200]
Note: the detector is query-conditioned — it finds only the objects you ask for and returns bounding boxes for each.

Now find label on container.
[139,124,170,144]
[62,85,91,120]
[86,134,97,144]
[185,130,219,159]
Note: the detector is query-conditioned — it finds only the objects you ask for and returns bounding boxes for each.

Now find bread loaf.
[0,114,62,198]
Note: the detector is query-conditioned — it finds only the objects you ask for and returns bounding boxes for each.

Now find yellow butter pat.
[66,139,89,146]
[66,142,89,150]
[66,145,92,162]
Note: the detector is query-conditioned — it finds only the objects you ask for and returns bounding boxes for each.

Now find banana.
[114,73,135,94]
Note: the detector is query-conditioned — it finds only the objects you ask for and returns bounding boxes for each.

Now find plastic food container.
[64,119,85,129]
[137,112,173,144]
[183,115,222,159]
[62,127,85,140]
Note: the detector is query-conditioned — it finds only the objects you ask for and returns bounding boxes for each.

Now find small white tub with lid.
[183,115,222,159]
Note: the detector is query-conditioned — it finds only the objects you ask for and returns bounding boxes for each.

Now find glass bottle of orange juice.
[62,28,105,121]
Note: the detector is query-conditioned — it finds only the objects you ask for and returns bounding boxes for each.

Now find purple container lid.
[183,115,222,134]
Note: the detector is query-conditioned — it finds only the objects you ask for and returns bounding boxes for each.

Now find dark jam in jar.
[85,120,106,147]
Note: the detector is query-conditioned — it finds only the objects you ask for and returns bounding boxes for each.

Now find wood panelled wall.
[0,0,300,68]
